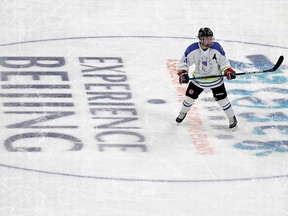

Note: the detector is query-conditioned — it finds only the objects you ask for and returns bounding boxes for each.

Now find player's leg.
[176,82,203,123]
[212,84,238,130]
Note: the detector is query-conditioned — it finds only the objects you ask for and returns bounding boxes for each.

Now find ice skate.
[176,112,187,123]
[229,116,238,131]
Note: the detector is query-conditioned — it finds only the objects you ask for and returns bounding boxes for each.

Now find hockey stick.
[189,55,284,80]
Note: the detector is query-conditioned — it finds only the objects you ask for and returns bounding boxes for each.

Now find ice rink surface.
[0,0,288,215]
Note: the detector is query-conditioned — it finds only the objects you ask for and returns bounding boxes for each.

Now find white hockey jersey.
[177,42,231,89]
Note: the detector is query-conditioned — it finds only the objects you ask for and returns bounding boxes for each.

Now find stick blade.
[267,55,284,72]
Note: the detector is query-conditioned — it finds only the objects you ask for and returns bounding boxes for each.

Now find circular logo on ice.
[0,36,287,183]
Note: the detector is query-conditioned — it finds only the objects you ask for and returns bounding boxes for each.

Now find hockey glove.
[224,68,236,80]
[177,70,189,84]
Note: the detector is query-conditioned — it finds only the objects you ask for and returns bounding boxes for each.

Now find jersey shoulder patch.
[185,42,199,56]
[211,42,225,56]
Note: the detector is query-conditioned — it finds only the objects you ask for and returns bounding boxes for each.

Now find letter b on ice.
[0,56,65,68]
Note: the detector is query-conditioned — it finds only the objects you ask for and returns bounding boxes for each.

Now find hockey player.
[176,27,238,131]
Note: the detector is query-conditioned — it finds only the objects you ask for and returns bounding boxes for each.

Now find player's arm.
[177,55,190,84]
[217,50,236,80]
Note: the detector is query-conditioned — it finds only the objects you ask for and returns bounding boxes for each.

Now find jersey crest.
[199,57,213,75]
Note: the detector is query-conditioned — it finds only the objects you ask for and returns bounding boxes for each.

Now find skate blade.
[229,125,238,132]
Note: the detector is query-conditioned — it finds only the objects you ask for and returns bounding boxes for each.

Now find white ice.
[0,0,288,216]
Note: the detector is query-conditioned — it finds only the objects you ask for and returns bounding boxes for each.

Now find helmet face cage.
[198,27,215,46]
